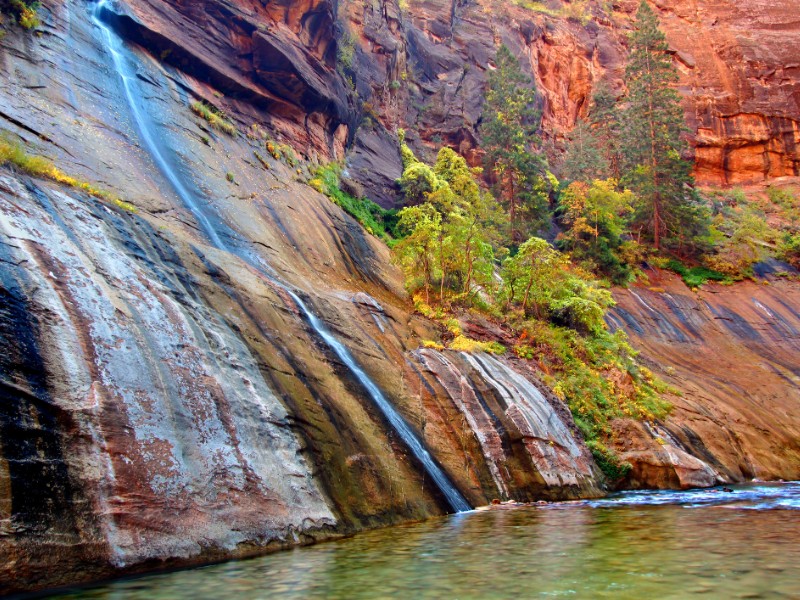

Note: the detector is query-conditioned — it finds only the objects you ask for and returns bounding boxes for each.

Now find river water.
[50,483,799,599]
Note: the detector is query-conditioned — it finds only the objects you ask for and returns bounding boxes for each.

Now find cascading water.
[90,0,470,513]
[92,0,224,249]
[286,293,472,513]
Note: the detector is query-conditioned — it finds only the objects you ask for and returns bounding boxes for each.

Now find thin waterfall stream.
[91,0,470,513]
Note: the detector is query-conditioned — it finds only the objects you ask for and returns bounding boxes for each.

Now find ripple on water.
[584,481,800,511]
[50,483,800,600]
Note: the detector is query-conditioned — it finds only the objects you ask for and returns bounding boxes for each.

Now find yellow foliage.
[449,335,506,355]
[190,101,237,136]
[422,339,445,351]
[309,178,325,194]
[0,135,135,212]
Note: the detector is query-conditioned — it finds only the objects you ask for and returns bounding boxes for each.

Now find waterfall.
[286,293,472,513]
[91,0,470,513]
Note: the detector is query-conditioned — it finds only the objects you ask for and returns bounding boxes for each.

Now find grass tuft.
[190,101,237,136]
[0,134,136,212]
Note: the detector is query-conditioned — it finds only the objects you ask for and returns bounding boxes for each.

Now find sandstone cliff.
[338,0,799,197]
[0,0,798,595]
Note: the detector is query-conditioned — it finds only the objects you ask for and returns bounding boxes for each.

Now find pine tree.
[589,83,622,179]
[561,84,621,184]
[481,45,548,242]
[621,1,703,250]
[561,119,608,184]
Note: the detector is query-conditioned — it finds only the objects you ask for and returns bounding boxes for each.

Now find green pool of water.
[52,483,800,599]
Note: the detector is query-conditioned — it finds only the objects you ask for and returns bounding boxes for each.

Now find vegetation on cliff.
[190,101,238,136]
[303,2,796,483]
[392,140,670,479]
[480,45,550,240]
[560,2,706,263]
[0,134,135,211]
[0,0,39,30]
[311,163,399,242]
[619,1,704,252]
[557,2,798,284]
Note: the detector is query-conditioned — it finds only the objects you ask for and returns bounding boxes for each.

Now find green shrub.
[278,144,297,167]
[779,232,800,268]
[666,259,730,287]
[767,186,797,210]
[515,319,672,444]
[587,440,632,481]
[1,0,40,29]
[336,29,356,74]
[312,163,399,242]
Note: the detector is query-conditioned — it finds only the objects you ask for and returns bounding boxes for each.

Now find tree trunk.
[464,239,473,295]
[522,276,534,315]
[423,253,430,304]
[508,172,517,243]
[646,46,662,250]
[439,234,446,302]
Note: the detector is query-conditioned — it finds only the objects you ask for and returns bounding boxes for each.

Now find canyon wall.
[338,0,800,197]
[0,0,798,594]
[608,270,800,489]
[0,1,602,592]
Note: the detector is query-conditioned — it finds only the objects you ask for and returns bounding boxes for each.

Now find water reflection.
[53,483,800,599]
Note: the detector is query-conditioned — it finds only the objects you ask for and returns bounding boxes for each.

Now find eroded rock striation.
[608,271,800,488]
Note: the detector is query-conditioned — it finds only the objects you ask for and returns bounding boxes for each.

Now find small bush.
[1,0,40,29]
[278,144,297,167]
[450,335,506,355]
[336,29,356,73]
[666,259,730,287]
[779,232,800,268]
[587,440,632,481]
[312,163,398,242]
[190,101,237,136]
[767,186,796,210]
[266,140,281,160]
[422,339,445,351]
[253,151,270,170]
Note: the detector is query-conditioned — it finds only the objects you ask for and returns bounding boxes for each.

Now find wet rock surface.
[409,349,602,502]
[609,271,800,487]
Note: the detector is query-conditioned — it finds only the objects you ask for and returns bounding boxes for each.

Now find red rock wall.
[609,271,800,486]
[340,0,799,191]
[655,0,800,185]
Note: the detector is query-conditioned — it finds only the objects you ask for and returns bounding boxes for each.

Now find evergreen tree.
[480,45,549,242]
[561,84,620,184]
[561,119,608,184]
[621,1,703,250]
[589,83,622,179]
